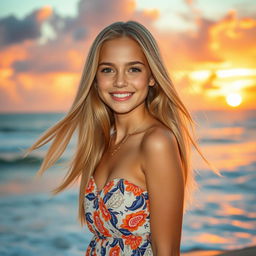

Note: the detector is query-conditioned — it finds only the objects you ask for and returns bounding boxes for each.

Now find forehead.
[98,37,147,62]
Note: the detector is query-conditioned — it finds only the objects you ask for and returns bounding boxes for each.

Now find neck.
[111,104,153,144]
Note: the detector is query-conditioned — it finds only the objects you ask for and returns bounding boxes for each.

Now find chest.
[93,134,146,191]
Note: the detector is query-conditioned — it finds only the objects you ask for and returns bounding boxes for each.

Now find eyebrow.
[98,61,145,66]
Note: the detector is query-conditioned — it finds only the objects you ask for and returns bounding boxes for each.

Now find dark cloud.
[0,0,156,50]
[2,1,254,74]
[12,60,30,72]
[72,27,87,41]
[157,17,224,67]
[178,18,223,62]
[12,58,71,73]
[11,39,79,73]
[76,0,135,27]
[5,0,158,74]
[48,0,148,41]
[1,0,255,111]
[0,11,42,47]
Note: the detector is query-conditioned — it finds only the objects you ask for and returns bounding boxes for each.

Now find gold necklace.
[108,126,146,157]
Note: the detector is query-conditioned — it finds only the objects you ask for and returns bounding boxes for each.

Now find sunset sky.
[0,0,255,112]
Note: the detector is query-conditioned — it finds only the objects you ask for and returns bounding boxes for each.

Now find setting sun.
[226,93,242,107]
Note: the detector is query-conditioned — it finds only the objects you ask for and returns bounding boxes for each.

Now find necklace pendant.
[108,125,146,157]
[109,134,129,157]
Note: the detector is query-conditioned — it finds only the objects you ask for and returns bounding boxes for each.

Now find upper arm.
[141,127,185,255]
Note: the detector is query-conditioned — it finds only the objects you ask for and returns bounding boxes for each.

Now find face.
[95,36,155,114]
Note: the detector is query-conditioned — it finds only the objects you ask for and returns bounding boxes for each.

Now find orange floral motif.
[85,177,95,194]
[109,245,120,256]
[124,180,143,196]
[103,180,115,194]
[93,211,111,237]
[122,234,142,249]
[120,210,147,231]
[99,197,111,221]
[85,247,97,256]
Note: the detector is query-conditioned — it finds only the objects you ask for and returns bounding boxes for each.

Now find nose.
[114,70,127,87]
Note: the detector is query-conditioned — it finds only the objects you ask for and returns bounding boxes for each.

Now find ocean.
[0,110,255,255]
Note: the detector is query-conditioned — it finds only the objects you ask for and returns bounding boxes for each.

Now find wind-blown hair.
[23,21,222,226]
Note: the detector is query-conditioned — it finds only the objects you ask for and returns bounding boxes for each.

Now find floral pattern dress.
[84,175,153,255]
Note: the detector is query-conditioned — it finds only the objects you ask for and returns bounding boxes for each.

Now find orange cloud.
[0,0,255,112]
[36,6,53,22]
[208,10,256,66]
[126,0,137,14]
[0,0,158,112]
[142,9,160,20]
[0,44,28,68]
[209,10,256,48]
[0,71,79,112]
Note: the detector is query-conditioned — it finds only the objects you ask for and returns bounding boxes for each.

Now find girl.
[24,21,221,255]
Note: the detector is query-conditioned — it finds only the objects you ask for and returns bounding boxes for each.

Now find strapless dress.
[84,175,153,255]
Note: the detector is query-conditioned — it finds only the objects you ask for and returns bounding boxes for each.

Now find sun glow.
[226,93,242,107]
[216,68,256,78]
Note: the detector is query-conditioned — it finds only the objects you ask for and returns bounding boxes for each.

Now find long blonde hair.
[23,21,222,226]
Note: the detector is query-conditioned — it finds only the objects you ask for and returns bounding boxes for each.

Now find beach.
[182,245,256,255]
[0,110,255,256]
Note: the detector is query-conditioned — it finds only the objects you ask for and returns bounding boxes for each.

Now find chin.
[109,105,136,114]
[112,108,133,114]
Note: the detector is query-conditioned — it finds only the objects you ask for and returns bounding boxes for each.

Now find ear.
[149,76,155,87]
[93,80,98,88]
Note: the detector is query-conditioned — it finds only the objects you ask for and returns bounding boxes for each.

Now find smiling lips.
[110,92,134,101]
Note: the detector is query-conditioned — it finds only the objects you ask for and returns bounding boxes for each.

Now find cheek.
[96,88,108,105]
[96,75,112,90]
[95,77,111,102]
[132,75,150,89]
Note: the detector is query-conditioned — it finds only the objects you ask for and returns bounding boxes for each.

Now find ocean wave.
[199,138,240,144]
[0,152,68,166]
[0,154,43,165]
[0,126,45,133]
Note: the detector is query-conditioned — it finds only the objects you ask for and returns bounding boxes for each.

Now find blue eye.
[101,68,112,73]
[130,67,141,72]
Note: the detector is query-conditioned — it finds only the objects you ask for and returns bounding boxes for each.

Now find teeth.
[112,93,132,98]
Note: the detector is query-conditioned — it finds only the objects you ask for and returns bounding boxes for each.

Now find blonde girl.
[24,21,221,255]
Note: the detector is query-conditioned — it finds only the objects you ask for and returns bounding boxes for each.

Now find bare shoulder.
[140,124,183,180]
[141,125,179,156]
[140,124,185,253]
